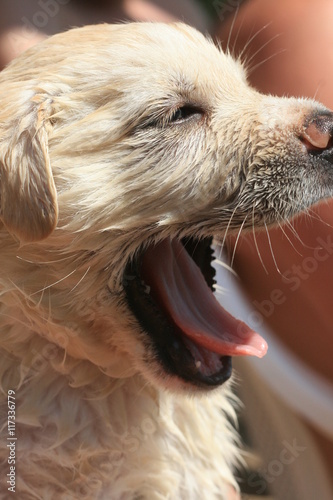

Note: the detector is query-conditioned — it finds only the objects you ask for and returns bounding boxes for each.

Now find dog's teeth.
[195,360,202,369]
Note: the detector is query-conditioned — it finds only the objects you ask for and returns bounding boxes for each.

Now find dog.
[0,22,333,499]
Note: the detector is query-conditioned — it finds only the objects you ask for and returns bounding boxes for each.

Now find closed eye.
[140,104,204,130]
[169,105,203,124]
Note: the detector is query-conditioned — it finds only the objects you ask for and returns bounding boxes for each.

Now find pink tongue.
[141,239,267,358]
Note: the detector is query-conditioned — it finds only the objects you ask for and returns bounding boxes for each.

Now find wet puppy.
[0,23,333,499]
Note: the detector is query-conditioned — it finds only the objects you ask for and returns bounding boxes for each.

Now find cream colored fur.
[0,22,331,499]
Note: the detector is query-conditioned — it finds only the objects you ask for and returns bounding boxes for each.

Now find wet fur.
[0,23,332,499]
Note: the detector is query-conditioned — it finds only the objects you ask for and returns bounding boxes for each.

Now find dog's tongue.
[141,239,267,358]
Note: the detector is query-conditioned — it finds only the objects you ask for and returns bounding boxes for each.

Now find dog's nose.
[301,111,333,163]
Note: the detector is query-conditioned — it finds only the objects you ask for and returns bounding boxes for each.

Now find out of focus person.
[0,0,210,70]
[216,0,333,498]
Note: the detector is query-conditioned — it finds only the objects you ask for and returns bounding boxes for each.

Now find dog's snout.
[301,112,333,162]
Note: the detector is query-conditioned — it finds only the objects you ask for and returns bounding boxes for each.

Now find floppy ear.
[0,94,58,243]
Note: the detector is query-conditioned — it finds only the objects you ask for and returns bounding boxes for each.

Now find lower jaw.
[123,238,233,389]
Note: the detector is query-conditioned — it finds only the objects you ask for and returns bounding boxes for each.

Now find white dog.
[0,23,333,499]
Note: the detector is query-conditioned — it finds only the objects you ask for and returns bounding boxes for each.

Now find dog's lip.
[123,237,267,387]
[140,238,267,359]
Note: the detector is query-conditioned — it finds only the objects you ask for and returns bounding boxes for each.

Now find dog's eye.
[170,105,202,123]
[142,105,203,130]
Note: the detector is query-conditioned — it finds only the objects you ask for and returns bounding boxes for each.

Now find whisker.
[313,82,322,101]
[270,199,327,248]
[230,215,247,268]
[70,266,91,293]
[306,206,333,230]
[264,221,281,274]
[237,22,273,64]
[16,254,75,265]
[213,258,238,277]
[252,206,268,274]
[276,219,303,256]
[30,268,78,297]
[247,47,286,76]
[281,217,305,244]
[220,200,243,254]
[269,205,307,252]
[225,2,241,54]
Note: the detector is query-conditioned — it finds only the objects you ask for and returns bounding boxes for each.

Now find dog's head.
[1,23,333,391]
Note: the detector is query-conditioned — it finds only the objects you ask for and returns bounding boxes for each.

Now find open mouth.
[123,237,267,389]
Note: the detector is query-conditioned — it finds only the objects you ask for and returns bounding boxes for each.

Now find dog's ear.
[0,94,58,243]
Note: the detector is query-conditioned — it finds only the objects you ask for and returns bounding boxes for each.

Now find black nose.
[301,111,333,164]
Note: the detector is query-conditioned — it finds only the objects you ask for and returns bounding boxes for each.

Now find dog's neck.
[0,314,239,497]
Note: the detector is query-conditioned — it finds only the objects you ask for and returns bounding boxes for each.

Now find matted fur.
[0,23,332,499]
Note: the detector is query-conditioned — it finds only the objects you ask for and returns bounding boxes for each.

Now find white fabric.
[213,252,333,440]
[235,358,333,500]
[213,249,333,499]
